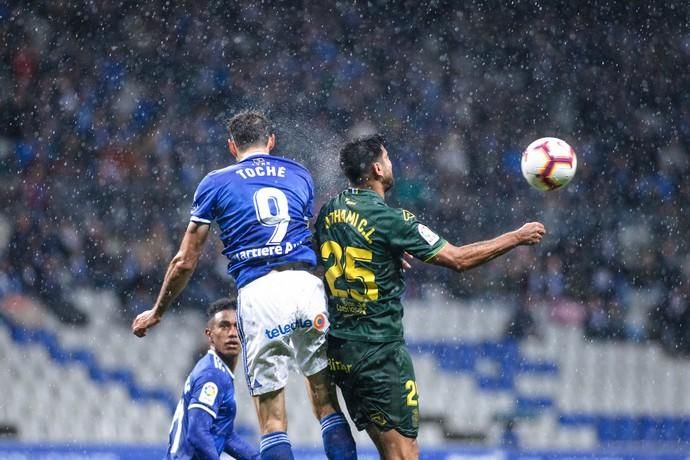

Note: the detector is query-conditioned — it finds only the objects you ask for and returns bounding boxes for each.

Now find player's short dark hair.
[339,134,386,185]
[206,297,237,321]
[227,111,273,150]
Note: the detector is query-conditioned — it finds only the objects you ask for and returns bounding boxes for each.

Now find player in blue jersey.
[132,111,356,460]
[166,298,259,460]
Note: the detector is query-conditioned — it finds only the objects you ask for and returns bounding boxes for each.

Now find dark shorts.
[327,336,419,438]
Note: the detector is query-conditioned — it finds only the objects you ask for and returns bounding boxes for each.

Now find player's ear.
[228,139,239,160]
[266,134,276,152]
[372,161,384,179]
[204,327,212,340]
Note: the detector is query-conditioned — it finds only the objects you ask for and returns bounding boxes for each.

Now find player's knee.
[311,395,339,421]
[306,372,341,420]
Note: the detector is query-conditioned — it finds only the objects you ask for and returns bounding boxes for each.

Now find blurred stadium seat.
[3,293,690,450]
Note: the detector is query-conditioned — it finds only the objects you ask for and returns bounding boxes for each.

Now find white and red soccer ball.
[521,137,577,191]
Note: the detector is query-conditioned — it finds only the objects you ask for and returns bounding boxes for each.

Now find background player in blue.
[132,111,356,460]
[166,297,259,460]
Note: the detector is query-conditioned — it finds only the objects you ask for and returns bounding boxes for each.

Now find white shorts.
[237,270,330,396]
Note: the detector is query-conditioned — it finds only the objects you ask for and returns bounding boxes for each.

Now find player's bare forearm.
[152,254,198,317]
[430,222,545,272]
[431,232,519,272]
[132,222,210,337]
[153,222,210,316]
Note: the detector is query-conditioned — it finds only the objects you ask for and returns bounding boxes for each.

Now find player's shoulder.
[205,164,240,180]
[195,164,238,190]
[370,205,419,237]
[360,194,404,220]
[191,351,234,384]
[390,207,417,222]
[270,155,313,176]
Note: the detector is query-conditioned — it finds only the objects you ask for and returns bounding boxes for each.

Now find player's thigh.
[290,271,330,376]
[237,274,299,396]
[327,338,420,438]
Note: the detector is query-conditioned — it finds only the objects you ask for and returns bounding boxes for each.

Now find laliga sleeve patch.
[199,382,218,406]
[417,224,440,246]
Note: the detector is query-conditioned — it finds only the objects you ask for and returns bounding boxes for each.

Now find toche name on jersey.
[234,165,287,179]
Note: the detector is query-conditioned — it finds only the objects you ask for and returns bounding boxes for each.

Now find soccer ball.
[521,137,577,191]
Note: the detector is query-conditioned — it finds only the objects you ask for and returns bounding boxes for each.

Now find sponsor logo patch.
[198,382,218,406]
[417,224,440,245]
[265,318,313,339]
[313,313,329,332]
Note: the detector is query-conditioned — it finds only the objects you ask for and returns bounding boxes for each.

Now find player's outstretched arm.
[429,222,545,272]
[132,222,210,337]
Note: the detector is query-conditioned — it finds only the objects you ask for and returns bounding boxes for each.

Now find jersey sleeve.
[190,174,217,224]
[383,208,447,262]
[188,368,226,419]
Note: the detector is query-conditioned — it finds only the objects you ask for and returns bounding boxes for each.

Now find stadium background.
[1,1,689,458]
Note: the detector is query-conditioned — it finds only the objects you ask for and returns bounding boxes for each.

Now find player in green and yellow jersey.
[314,134,546,460]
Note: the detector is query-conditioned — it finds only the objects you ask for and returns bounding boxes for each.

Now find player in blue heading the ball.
[133,111,356,460]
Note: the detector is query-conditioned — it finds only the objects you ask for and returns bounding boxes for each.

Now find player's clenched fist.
[132,309,162,337]
[515,222,546,245]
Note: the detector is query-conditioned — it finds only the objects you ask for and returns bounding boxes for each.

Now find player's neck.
[236,149,269,161]
[356,181,386,199]
[211,349,238,372]
[222,355,238,372]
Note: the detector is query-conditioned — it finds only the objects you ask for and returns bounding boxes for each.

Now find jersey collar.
[347,187,381,198]
[241,150,270,160]
[208,349,235,379]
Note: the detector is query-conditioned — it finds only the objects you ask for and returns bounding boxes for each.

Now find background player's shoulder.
[192,354,232,385]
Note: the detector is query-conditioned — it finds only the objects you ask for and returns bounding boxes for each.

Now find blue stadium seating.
[0,312,176,411]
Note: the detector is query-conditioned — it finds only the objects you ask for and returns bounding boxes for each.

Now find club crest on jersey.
[417,224,440,245]
[199,382,218,406]
[402,210,415,221]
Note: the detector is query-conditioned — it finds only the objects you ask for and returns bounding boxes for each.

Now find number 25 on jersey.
[320,241,378,301]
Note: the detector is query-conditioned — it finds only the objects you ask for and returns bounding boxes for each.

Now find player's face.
[379,146,395,191]
[206,310,241,358]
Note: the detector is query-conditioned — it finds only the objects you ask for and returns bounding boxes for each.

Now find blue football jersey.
[166,350,238,459]
[190,153,317,288]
